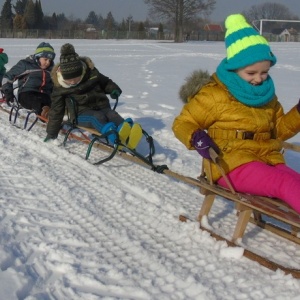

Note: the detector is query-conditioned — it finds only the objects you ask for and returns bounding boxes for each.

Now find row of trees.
[1,0,43,29]
[0,0,164,34]
[0,0,299,42]
[0,0,217,42]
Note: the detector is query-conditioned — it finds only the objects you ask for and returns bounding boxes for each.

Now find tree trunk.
[174,0,183,43]
[174,0,179,42]
[178,0,184,42]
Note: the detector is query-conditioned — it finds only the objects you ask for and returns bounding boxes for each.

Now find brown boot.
[41,106,50,119]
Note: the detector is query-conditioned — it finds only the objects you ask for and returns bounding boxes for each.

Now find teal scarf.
[216,58,275,107]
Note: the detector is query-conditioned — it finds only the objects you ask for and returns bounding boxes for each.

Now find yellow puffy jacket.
[172,72,300,182]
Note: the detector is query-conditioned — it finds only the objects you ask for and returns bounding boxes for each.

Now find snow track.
[0,115,299,299]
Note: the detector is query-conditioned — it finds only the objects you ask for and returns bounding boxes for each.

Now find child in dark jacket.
[45,43,142,149]
[173,14,300,212]
[0,48,8,87]
[2,42,55,117]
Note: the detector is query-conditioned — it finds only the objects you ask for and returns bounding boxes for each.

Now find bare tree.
[144,0,215,42]
[243,2,295,21]
[243,2,300,31]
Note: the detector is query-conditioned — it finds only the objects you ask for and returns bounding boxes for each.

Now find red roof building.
[204,24,224,32]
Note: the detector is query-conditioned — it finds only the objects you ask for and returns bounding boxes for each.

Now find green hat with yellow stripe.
[223,14,276,70]
[35,42,55,60]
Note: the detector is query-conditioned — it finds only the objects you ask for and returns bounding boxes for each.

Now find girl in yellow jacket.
[172,14,300,213]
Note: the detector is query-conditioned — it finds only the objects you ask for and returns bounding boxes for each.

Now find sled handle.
[208,147,237,195]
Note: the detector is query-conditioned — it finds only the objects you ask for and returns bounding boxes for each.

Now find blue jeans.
[77,108,124,132]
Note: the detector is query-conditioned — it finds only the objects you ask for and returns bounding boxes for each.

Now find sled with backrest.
[62,96,158,167]
[194,145,300,245]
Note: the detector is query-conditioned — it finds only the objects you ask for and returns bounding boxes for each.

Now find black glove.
[4,93,14,105]
[297,99,300,113]
[2,83,14,105]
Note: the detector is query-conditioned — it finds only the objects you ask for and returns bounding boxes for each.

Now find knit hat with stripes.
[223,14,276,70]
[35,42,55,60]
[59,43,83,80]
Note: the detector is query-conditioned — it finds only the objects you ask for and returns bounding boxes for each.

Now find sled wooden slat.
[196,156,300,244]
[232,205,252,242]
[76,126,102,136]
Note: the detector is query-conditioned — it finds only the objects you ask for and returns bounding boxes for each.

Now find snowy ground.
[1,39,300,299]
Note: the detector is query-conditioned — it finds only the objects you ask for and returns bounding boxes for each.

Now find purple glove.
[297,99,300,113]
[192,130,220,159]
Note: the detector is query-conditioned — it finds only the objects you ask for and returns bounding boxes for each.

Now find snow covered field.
[1,39,300,299]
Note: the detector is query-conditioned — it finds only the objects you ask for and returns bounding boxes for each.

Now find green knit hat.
[223,14,276,70]
[35,42,55,60]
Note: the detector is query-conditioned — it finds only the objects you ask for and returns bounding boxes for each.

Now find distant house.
[271,27,298,42]
[288,28,299,42]
[147,27,172,39]
[288,27,298,35]
[86,27,96,32]
[271,28,290,41]
[148,27,159,35]
[84,24,98,39]
[204,24,224,32]
[202,24,224,41]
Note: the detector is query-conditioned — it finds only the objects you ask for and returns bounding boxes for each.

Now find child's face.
[236,61,271,85]
[63,76,82,87]
[39,57,52,69]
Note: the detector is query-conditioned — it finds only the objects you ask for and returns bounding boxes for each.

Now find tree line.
[0,0,299,43]
[0,0,166,37]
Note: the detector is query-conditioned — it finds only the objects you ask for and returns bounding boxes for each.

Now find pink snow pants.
[217,162,300,213]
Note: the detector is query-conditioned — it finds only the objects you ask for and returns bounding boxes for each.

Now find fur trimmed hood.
[51,56,95,87]
[179,69,211,103]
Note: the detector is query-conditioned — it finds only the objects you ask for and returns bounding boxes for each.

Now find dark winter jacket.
[46,56,122,139]
[0,52,8,75]
[2,55,54,97]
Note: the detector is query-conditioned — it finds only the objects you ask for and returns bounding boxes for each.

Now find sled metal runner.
[7,95,42,131]
[62,96,165,170]
[1,100,166,171]
[63,124,160,169]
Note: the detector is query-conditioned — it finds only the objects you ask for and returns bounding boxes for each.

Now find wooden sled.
[197,147,300,245]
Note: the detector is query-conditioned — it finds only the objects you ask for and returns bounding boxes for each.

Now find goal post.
[252,19,300,35]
